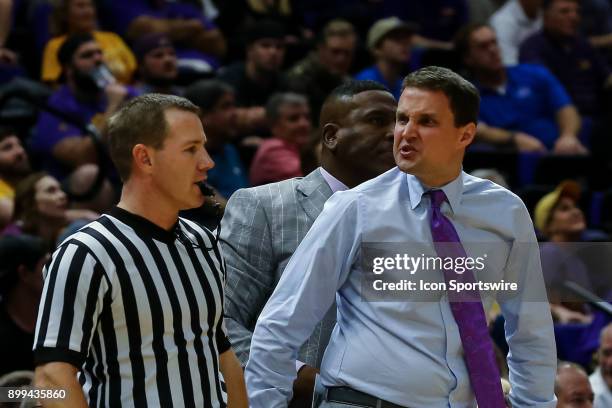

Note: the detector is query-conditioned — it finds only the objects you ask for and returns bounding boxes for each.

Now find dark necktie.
[428,189,506,407]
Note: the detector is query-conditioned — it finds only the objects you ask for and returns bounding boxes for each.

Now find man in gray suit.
[220,80,396,406]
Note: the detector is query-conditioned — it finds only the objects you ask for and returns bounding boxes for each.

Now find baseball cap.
[132,33,174,62]
[0,235,47,295]
[244,20,285,46]
[534,180,581,232]
[367,17,418,51]
[58,33,96,66]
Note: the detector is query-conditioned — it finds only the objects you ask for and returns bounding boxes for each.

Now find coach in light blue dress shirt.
[245,67,556,408]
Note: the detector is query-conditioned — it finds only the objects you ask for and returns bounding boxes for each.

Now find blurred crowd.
[1,0,612,406]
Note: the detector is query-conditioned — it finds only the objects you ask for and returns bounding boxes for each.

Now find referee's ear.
[132,143,154,175]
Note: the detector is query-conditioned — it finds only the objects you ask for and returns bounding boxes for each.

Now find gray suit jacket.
[220,168,335,367]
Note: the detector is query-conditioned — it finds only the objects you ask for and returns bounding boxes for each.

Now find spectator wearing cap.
[184,79,249,200]
[218,20,288,109]
[41,0,136,84]
[287,19,357,125]
[0,127,31,229]
[32,33,137,181]
[215,20,290,139]
[0,235,49,377]
[133,33,181,96]
[355,17,416,99]
[535,180,594,323]
[455,23,588,154]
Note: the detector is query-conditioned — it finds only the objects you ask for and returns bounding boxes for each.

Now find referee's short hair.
[107,93,200,182]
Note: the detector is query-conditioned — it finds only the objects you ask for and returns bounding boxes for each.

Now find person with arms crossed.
[32,94,247,408]
[221,80,396,407]
[246,66,556,407]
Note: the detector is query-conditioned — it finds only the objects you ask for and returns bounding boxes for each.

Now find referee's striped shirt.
[33,206,230,407]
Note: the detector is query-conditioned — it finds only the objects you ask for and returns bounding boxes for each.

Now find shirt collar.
[320,167,349,193]
[405,171,464,213]
[109,206,178,244]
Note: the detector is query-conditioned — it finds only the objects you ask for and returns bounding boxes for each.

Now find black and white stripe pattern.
[33,207,230,407]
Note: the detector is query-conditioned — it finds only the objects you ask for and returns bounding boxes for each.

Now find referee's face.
[151,109,215,211]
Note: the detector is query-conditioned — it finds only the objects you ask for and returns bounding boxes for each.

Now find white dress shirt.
[490,0,542,65]
[590,368,612,408]
[246,167,557,408]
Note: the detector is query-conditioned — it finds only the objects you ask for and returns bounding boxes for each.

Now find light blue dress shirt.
[245,167,557,408]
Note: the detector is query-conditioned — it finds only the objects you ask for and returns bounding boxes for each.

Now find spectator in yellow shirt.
[0,128,31,229]
[41,0,136,84]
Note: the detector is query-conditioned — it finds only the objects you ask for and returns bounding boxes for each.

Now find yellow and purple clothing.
[41,31,137,84]
[0,179,14,200]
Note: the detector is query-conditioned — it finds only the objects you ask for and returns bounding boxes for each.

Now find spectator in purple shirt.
[32,33,136,180]
[520,0,612,118]
[100,0,225,71]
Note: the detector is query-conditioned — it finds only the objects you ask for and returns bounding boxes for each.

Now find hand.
[553,135,589,155]
[104,83,128,110]
[552,305,593,324]
[290,365,318,408]
[513,132,547,153]
[171,18,205,42]
[0,47,17,64]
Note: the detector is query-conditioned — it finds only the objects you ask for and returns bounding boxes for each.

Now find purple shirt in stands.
[381,0,468,41]
[32,85,138,180]
[100,0,219,70]
[519,31,610,116]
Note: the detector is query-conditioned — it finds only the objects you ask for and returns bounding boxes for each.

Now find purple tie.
[428,190,505,408]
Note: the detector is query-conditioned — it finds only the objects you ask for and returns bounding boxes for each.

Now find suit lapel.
[296,168,333,223]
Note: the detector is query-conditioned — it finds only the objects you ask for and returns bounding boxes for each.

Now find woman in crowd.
[2,172,97,244]
[535,180,594,323]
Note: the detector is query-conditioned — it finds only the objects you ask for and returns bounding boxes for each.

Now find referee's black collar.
[109,206,179,244]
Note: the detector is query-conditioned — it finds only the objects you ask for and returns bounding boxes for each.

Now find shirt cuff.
[216,332,232,354]
[295,360,306,373]
[34,346,85,368]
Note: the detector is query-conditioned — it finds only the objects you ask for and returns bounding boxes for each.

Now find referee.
[32,94,248,407]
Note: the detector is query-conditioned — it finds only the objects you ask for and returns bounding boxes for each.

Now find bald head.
[319,80,389,125]
[601,322,612,344]
[318,80,396,188]
[555,363,594,407]
[598,323,612,390]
